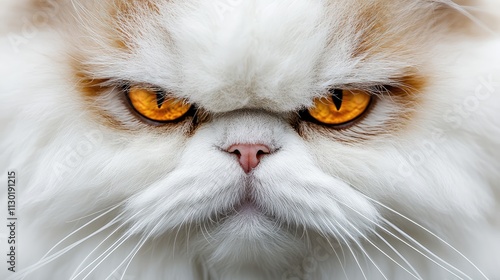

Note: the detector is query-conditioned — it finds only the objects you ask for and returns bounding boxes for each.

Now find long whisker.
[336,221,388,280]
[43,203,123,259]
[79,234,133,280]
[70,211,143,280]
[310,218,351,280]
[329,195,471,280]
[329,227,348,270]
[105,227,154,280]
[361,194,489,280]
[346,220,420,280]
[324,219,368,280]
[186,222,193,254]
[66,203,122,223]
[119,236,149,280]
[16,212,125,279]
[383,218,473,280]
[116,219,174,280]
[103,236,145,280]
[370,229,423,280]
[381,223,467,279]
[317,231,350,280]
[173,213,194,258]
[200,221,214,245]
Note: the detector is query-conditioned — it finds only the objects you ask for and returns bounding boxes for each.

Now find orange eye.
[307,89,372,125]
[127,86,192,122]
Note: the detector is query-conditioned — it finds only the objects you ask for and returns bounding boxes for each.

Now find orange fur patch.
[72,61,124,129]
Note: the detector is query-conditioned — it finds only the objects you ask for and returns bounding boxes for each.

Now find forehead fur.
[66,0,476,112]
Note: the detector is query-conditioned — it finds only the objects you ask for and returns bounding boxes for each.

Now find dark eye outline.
[120,83,196,125]
[299,88,375,129]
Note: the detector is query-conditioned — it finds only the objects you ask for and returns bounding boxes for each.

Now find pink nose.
[226,144,271,173]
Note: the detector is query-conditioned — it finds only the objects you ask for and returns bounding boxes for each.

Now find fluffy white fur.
[1,0,500,279]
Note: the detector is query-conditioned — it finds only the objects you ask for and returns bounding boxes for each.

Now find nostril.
[256,149,269,158]
[231,149,242,157]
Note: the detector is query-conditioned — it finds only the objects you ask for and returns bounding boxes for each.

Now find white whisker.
[70,211,143,280]
[383,218,472,280]
[361,194,489,280]
[119,236,148,280]
[43,203,123,259]
[173,213,194,258]
[318,231,350,280]
[104,234,148,280]
[371,229,423,280]
[16,213,124,279]
[336,221,388,280]
[200,221,214,244]
[66,203,122,223]
[324,219,368,280]
[348,221,420,280]
[78,234,133,280]
[328,194,472,279]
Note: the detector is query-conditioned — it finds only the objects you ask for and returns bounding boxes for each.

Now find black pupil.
[330,89,343,110]
[156,91,166,109]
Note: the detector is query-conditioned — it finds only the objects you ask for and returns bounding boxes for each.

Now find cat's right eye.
[127,85,192,122]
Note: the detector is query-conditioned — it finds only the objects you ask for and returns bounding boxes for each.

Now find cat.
[1,0,500,279]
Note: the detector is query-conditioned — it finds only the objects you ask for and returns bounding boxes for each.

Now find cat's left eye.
[305,89,372,126]
[127,86,192,122]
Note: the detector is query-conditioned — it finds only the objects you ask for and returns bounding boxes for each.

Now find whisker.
[336,221,388,280]
[66,203,122,223]
[361,194,489,280]
[317,231,350,280]
[78,233,133,280]
[383,218,472,280]
[186,222,193,254]
[70,211,143,280]
[173,213,193,258]
[105,225,155,280]
[119,236,148,280]
[299,222,308,240]
[200,222,214,244]
[324,219,368,280]
[104,236,145,280]
[311,218,351,280]
[117,218,171,280]
[16,213,125,279]
[327,195,472,279]
[347,221,420,280]
[331,229,348,269]
[43,203,123,259]
[370,229,423,280]
[380,223,467,279]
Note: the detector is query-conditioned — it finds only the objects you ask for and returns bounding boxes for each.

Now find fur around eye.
[304,89,372,126]
[127,85,192,122]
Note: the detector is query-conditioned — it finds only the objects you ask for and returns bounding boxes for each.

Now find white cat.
[1,0,500,279]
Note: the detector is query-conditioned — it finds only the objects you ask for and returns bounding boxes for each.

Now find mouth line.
[209,180,278,222]
[211,192,262,222]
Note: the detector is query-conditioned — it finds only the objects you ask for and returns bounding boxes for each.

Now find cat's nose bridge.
[212,110,289,149]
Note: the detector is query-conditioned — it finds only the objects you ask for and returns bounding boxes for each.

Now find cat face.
[11,0,499,274]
